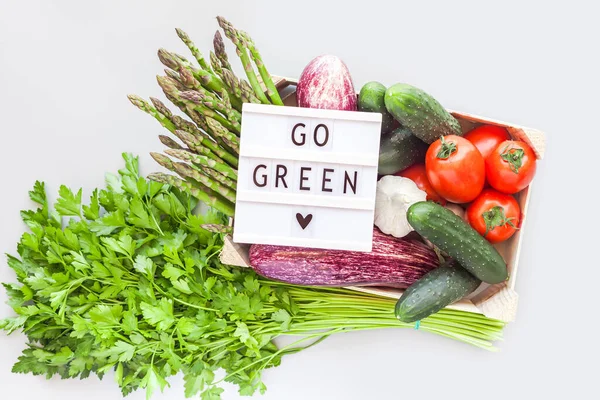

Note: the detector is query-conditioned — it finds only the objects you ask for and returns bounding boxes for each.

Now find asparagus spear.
[178,106,209,131]
[150,153,235,201]
[178,91,240,134]
[173,129,238,168]
[213,30,232,71]
[150,97,173,119]
[165,149,238,181]
[171,115,238,166]
[172,115,205,136]
[220,69,242,101]
[173,162,237,204]
[216,16,270,105]
[200,224,233,234]
[164,69,190,91]
[219,89,239,124]
[177,69,241,122]
[159,135,185,150]
[175,28,211,71]
[177,66,202,90]
[151,152,235,194]
[150,152,179,172]
[180,90,241,129]
[158,48,180,70]
[163,92,211,132]
[240,79,261,104]
[158,49,226,96]
[148,172,234,217]
[128,95,177,132]
[198,164,237,191]
[240,31,283,105]
[221,69,260,104]
[172,130,224,163]
[205,117,240,154]
[210,51,223,76]
[158,75,239,134]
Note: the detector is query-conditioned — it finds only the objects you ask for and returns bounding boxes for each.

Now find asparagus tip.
[150,151,170,164]
[175,27,186,38]
[149,97,163,108]
[127,94,148,109]
[147,172,169,183]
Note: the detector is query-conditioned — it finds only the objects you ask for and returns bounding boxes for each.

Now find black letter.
[321,168,334,192]
[253,164,267,187]
[275,164,288,188]
[313,124,329,147]
[291,123,306,146]
[343,170,358,194]
[299,167,311,191]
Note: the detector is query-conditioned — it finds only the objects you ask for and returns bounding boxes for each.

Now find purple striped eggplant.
[248,228,439,287]
[296,55,358,111]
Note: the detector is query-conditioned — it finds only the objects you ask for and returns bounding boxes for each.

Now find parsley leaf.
[133,255,154,277]
[272,309,292,331]
[141,366,169,400]
[141,298,174,331]
[55,185,82,217]
[82,189,100,220]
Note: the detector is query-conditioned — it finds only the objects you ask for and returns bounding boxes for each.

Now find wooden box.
[220,76,546,323]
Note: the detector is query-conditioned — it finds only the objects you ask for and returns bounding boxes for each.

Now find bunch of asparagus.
[129,16,283,218]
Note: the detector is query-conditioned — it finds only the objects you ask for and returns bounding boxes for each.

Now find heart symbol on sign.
[296,213,313,230]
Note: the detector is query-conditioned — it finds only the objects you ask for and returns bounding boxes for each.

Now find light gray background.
[1,0,598,399]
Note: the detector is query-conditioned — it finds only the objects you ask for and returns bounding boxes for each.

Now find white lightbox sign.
[233,103,382,251]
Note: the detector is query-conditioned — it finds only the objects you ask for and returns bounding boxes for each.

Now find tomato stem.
[436,136,457,159]
[500,145,525,173]
[482,206,518,236]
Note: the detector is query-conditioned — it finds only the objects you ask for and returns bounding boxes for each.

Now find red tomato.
[425,135,485,203]
[464,125,511,159]
[397,164,446,204]
[486,140,537,194]
[467,189,521,243]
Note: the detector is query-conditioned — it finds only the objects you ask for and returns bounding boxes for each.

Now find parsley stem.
[151,283,218,312]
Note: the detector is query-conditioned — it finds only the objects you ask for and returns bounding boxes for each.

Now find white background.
[1,1,598,399]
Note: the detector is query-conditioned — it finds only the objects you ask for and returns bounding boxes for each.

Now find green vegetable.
[130,16,286,206]
[216,16,272,105]
[212,31,232,71]
[395,262,481,322]
[1,154,506,399]
[378,126,428,175]
[384,83,462,144]
[358,81,395,134]
[407,201,509,284]
[164,149,238,182]
[148,172,235,217]
[175,28,212,72]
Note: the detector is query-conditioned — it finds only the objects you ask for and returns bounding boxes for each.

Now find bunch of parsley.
[1,153,505,399]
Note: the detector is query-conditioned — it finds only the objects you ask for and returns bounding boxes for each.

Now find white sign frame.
[233,103,382,252]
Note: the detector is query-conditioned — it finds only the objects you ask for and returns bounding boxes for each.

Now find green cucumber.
[407,201,508,284]
[378,127,427,175]
[384,83,462,144]
[358,81,395,134]
[395,262,481,323]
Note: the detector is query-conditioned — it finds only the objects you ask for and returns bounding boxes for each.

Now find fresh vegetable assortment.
[1,14,542,400]
[356,81,539,322]
[0,155,506,400]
